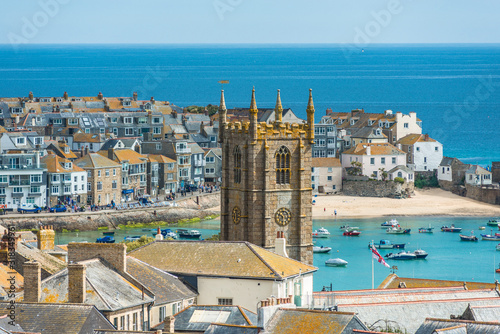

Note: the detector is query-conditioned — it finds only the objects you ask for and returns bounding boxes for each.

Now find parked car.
[49,204,67,213]
[17,204,42,214]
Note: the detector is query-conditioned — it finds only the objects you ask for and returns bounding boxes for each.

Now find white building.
[311,157,342,194]
[396,134,443,172]
[129,239,317,313]
[387,165,414,183]
[465,165,492,186]
[0,152,47,211]
[341,143,407,180]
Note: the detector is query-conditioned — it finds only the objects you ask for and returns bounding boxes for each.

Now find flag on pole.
[371,246,390,268]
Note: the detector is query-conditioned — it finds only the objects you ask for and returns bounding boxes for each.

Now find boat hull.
[313,247,331,253]
[460,235,478,241]
[325,258,348,267]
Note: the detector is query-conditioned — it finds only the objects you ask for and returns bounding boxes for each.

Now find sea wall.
[464,184,500,206]
[0,193,221,231]
[342,180,413,198]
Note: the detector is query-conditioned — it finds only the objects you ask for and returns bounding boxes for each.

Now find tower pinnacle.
[275,89,283,123]
[250,87,258,113]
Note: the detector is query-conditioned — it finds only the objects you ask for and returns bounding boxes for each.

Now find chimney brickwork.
[68,243,127,272]
[23,262,41,302]
[68,263,86,303]
[163,316,175,333]
[37,225,55,251]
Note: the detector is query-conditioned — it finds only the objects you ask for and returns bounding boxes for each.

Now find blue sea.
[0,44,499,165]
[56,217,500,291]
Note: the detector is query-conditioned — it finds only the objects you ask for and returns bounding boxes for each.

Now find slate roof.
[312,157,341,168]
[159,305,257,332]
[73,133,105,143]
[343,143,405,156]
[465,165,491,175]
[0,302,114,334]
[129,241,317,280]
[264,309,368,334]
[466,305,500,322]
[415,318,500,334]
[75,153,121,169]
[378,274,498,290]
[16,242,66,277]
[23,258,154,312]
[387,165,413,174]
[126,257,197,305]
[351,127,387,139]
[188,142,205,154]
[146,154,176,164]
[204,323,260,334]
[439,157,462,167]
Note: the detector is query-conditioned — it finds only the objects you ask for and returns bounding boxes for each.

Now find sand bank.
[312,188,500,219]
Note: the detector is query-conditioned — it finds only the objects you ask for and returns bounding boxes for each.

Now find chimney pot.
[163,315,175,333]
[23,262,41,302]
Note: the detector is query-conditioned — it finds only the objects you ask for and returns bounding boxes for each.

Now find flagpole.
[371,240,374,289]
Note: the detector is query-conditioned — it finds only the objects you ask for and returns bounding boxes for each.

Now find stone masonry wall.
[68,243,126,272]
[465,184,500,206]
[343,180,412,198]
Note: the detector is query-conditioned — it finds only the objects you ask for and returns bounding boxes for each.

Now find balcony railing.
[327,143,336,149]
[9,180,30,186]
[327,131,336,137]
[176,148,191,154]
[0,163,46,170]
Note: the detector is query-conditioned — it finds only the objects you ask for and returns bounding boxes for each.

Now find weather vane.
[218,80,229,90]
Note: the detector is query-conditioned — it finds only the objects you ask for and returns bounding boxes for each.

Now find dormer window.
[111,117,118,123]
[16,137,25,145]
[350,119,356,125]
[53,119,62,125]
[10,108,23,114]
[376,129,381,136]
[64,147,70,154]
[124,117,133,124]
[36,116,42,123]
[144,103,152,110]
[122,100,131,107]
[153,117,161,124]
[56,98,63,102]
[68,118,78,126]
[65,162,72,169]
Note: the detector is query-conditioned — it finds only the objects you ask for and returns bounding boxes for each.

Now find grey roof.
[16,242,67,277]
[191,133,211,144]
[163,305,257,332]
[204,324,260,334]
[388,165,413,174]
[468,305,500,322]
[206,148,222,158]
[189,142,205,154]
[351,126,385,139]
[170,124,188,134]
[439,157,459,167]
[0,302,114,334]
[126,257,197,305]
[33,258,154,312]
[415,318,500,334]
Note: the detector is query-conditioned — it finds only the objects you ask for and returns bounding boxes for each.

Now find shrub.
[123,235,154,252]
[97,226,109,230]
[394,177,405,184]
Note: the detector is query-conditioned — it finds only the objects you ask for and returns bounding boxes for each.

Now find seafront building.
[396,133,443,172]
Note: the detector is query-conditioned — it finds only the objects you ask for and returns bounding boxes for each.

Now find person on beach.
[334,209,337,217]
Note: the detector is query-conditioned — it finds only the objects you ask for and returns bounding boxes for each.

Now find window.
[435,146,439,151]
[327,176,332,181]
[210,136,216,142]
[370,158,375,165]
[105,169,110,177]
[373,171,378,178]
[167,173,174,180]
[124,117,133,124]
[416,147,420,152]
[424,157,427,163]
[0,198,4,205]
[178,156,190,165]
[275,146,290,184]
[159,306,166,322]
[153,117,161,124]
[314,127,326,135]
[123,177,129,185]
[333,185,336,190]
[404,123,409,128]
[53,118,62,125]
[74,185,77,192]
[327,167,333,173]
[206,156,215,163]
[81,184,85,191]
[113,128,118,136]
[87,182,91,191]
[381,157,386,164]
[205,168,215,174]
[132,313,138,331]
[122,163,129,171]
[233,146,242,184]
[125,128,134,135]
[112,180,117,189]
[64,185,71,193]
[156,143,162,150]
[218,298,233,306]
[51,186,59,194]
[97,182,103,191]
[68,118,78,125]
[392,157,396,164]
[153,127,161,134]
[0,188,5,195]
[30,186,40,193]
[16,137,26,145]
[26,197,35,204]
[52,175,60,182]
[397,171,403,178]
[120,316,125,330]
[167,163,174,170]
[13,187,23,194]
[100,128,105,134]
[97,170,101,177]
[30,175,41,183]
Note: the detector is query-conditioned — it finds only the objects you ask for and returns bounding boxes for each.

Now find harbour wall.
[464,184,500,206]
[0,193,221,231]
[342,180,414,198]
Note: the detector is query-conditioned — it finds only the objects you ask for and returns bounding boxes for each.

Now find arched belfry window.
[275,146,290,184]
[234,146,242,184]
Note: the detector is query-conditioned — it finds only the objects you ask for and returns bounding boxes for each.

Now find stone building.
[219,88,314,265]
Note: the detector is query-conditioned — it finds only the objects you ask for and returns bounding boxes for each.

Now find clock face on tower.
[275,207,291,226]
[232,206,241,224]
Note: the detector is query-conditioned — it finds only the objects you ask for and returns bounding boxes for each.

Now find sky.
[1,0,500,44]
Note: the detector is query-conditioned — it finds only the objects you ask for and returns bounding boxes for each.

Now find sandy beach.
[312,188,500,219]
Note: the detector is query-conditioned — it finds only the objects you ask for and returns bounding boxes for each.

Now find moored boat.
[381,219,399,227]
[343,230,361,236]
[312,227,330,238]
[481,233,500,241]
[419,224,434,233]
[497,244,500,251]
[340,225,359,232]
[124,236,141,242]
[325,258,348,267]
[460,231,478,241]
[412,249,428,259]
[368,240,405,249]
[441,225,462,232]
[385,251,417,260]
[487,219,500,227]
[177,229,202,239]
[96,236,115,243]
[313,245,332,253]
[102,231,115,236]
[386,226,411,234]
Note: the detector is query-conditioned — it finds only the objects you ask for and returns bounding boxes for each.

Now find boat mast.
[371,240,374,289]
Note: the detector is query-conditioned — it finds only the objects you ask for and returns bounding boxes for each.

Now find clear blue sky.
[1,0,499,44]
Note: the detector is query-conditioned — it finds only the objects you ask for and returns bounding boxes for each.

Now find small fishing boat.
[487,219,500,227]
[313,245,332,253]
[386,226,411,234]
[412,249,428,259]
[343,230,361,236]
[124,236,141,242]
[479,226,486,230]
[496,244,500,251]
[102,231,115,236]
[419,225,434,233]
[460,231,478,241]
[369,240,405,249]
[385,251,417,260]
[441,225,462,233]
[481,233,500,241]
[312,227,330,238]
[381,219,399,227]
[496,263,500,274]
[96,236,115,243]
[177,229,202,239]
[339,225,359,232]
[325,258,348,267]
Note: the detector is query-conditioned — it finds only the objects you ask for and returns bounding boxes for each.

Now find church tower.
[220,88,314,265]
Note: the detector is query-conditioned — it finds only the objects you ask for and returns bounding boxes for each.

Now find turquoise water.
[56,216,500,291]
[1,44,499,165]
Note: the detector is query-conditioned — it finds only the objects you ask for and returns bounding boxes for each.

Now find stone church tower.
[219,88,314,265]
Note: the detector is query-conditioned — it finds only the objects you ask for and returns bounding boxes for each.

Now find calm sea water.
[0,44,499,165]
[56,217,500,291]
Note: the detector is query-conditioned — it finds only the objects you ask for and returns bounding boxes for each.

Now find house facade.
[311,157,342,194]
[397,133,443,172]
[204,148,222,186]
[465,165,492,186]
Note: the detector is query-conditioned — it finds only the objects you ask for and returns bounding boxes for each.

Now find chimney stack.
[63,92,69,100]
[366,145,371,155]
[274,231,288,258]
[23,262,41,302]
[37,225,55,251]
[97,92,103,100]
[151,97,156,105]
[424,134,429,141]
[108,148,114,161]
[68,262,86,303]
[172,110,177,119]
[155,227,164,241]
[29,92,34,101]
[163,316,175,333]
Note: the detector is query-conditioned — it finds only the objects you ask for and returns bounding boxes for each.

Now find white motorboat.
[386,226,411,234]
[412,249,428,259]
[325,258,348,267]
[312,227,330,238]
[496,244,500,251]
[340,225,359,232]
[385,251,417,260]
[313,246,332,253]
[381,219,399,227]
